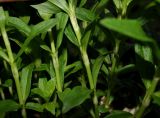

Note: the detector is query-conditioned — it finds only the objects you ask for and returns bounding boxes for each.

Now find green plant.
[0,0,160,118]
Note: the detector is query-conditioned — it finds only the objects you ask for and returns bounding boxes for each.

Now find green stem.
[22,108,27,118]
[68,3,98,117]
[1,26,23,104]
[1,26,26,118]
[81,50,94,89]
[68,4,94,90]
[48,29,62,92]
[135,69,160,118]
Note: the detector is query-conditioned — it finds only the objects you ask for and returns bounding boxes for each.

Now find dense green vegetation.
[0,0,160,117]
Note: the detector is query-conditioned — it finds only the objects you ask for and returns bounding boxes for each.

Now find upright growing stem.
[68,3,98,117]
[68,3,94,90]
[48,29,62,92]
[1,26,27,118]
[1,26,23,105]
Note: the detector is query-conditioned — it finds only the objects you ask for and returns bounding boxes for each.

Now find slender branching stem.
[48,29,62,92]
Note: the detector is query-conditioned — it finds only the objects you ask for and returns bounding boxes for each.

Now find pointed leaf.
[0,48,9,62]
[31,1,61,20]
[48,0,69,13]
[76,8,96,22]
[7,17,31,36]
[56,12,68,49]
[40,44,51,53]
[20,64,34,103]
[135,44,153,63]
[100,18,153,42]
[0,100,20,112]
[26,102,44,112]
[135,44,154,81]
[58,86,91,113]
[59,49,68,86]
[65,24,79,46]
[65,61,83,78]
[30,18,57,38]
[92,56,105,87]
[43,102,56,115]
[19,16,30,24]
[81,29,92,51]
[116,64,136,74]
[15,19,57,60]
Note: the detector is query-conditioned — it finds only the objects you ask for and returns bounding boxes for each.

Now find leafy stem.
[1,26,23,104]
[135,68,160,118]
[68,3,94,90]
[1,26,27,118]
[48,29,62,92]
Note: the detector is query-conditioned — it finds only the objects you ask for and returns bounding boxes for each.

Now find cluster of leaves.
[0,0,160,118]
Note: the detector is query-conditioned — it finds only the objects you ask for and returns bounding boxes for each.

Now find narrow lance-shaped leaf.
[40,44,52,53]
[76,8,96,22]
[20,64,34,103]
[48,0,69,13]
[65,61,83,78]
[0,47,9,62]
[92,56,105,88]
[81,29,92,51]
[100,18,153,42]
[65,24,79,46]
[19,16,30,24]
[15,19,57,60]
[7,17,31,36]
[56,12,68,49]
[31,1,61,20]
[59,49,68,86]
